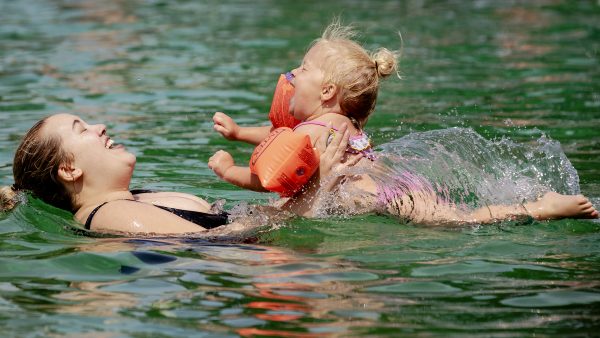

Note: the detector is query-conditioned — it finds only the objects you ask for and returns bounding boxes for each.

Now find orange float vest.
[268,73,301,129]
[249,127,319,197]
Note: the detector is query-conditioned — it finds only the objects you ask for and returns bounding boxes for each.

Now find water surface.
[1,0,599,336]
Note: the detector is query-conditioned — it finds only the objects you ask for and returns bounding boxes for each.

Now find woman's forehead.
[43,114,82,135]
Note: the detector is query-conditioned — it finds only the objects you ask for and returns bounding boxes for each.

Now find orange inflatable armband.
[250,128,319,197]
[268,73,301,129]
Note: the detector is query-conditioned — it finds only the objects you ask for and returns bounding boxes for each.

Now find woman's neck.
[73,188,134,218]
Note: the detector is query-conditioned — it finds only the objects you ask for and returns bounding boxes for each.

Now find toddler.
[208,21,398,196]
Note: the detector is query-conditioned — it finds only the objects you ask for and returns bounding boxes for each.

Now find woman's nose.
[91,123,106,135]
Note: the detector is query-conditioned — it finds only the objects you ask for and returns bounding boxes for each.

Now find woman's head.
[1,114,136,212]
[291,21,399,127]
[1,116,74,211]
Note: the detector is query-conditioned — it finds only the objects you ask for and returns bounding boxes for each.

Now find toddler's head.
[310,21,399,128]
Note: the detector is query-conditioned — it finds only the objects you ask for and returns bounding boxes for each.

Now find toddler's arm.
[208,150,267,192]
[213,112,272,145]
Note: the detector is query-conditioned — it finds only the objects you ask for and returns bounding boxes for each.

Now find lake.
[1,0,599,336]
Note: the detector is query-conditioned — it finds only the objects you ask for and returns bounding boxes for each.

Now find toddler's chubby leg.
[469,192,598,223]
[385,190,468,225]
[386,191,598,226]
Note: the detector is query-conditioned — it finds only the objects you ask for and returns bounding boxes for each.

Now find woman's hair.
[313,20,400,128]
[0,117,74,212]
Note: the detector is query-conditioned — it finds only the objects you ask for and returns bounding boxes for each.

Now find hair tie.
[374,60,378,70]
[10,184,17,192]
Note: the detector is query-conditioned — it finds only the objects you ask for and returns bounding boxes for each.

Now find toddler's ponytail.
[372,47,398,79]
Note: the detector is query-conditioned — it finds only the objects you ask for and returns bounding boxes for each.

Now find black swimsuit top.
[84,189,228,230]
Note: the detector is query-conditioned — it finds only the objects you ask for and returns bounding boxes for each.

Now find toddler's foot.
[526,192,599,220]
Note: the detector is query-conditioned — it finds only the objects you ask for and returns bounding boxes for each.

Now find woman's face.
[289,42,331,121]
[44,114,136,184]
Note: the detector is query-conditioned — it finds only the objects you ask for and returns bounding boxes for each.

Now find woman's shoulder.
[74,199,139,230]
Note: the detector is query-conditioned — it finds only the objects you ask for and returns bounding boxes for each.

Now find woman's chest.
[134,192,211,212]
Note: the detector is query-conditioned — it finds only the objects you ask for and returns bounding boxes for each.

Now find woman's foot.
[525,192,599,220]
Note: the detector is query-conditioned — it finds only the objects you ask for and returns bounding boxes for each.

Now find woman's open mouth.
[105,138,124,150]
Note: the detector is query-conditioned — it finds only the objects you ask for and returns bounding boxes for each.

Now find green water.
[1,0,599,336]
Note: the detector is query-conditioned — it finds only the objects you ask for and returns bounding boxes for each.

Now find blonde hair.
[313,20,400,128]
[0,117,74,212]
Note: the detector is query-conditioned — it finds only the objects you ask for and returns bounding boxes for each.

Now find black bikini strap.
[84,201,109,230]
[130,189,156,194]
[153,205,228,229]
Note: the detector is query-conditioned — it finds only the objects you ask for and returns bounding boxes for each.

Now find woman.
[0,113,351,234]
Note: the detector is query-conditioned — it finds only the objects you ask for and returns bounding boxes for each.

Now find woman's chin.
[125,153,137,168]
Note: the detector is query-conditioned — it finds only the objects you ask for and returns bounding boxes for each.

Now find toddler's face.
[289,42,329,121]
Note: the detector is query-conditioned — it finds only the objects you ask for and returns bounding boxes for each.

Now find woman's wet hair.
[312,19,400,128]
[0,117,74,212]
[0,186,18,211]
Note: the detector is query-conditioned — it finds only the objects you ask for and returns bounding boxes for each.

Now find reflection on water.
[4,238,383,336]
[0,0,599,336]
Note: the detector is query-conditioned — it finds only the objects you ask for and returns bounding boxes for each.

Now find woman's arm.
[313,122,365,191]
[282,123,353,217]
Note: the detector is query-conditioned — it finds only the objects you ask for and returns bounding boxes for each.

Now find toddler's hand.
[213,112,240,141]
[208,150,235,179]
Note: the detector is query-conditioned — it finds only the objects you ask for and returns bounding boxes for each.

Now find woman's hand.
[315,122,360,191]
[208,150,235,179]
[213,112,240,141]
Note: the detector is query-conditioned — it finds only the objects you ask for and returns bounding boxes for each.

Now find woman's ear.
[58,163,83,183]
[321,83,338,102]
